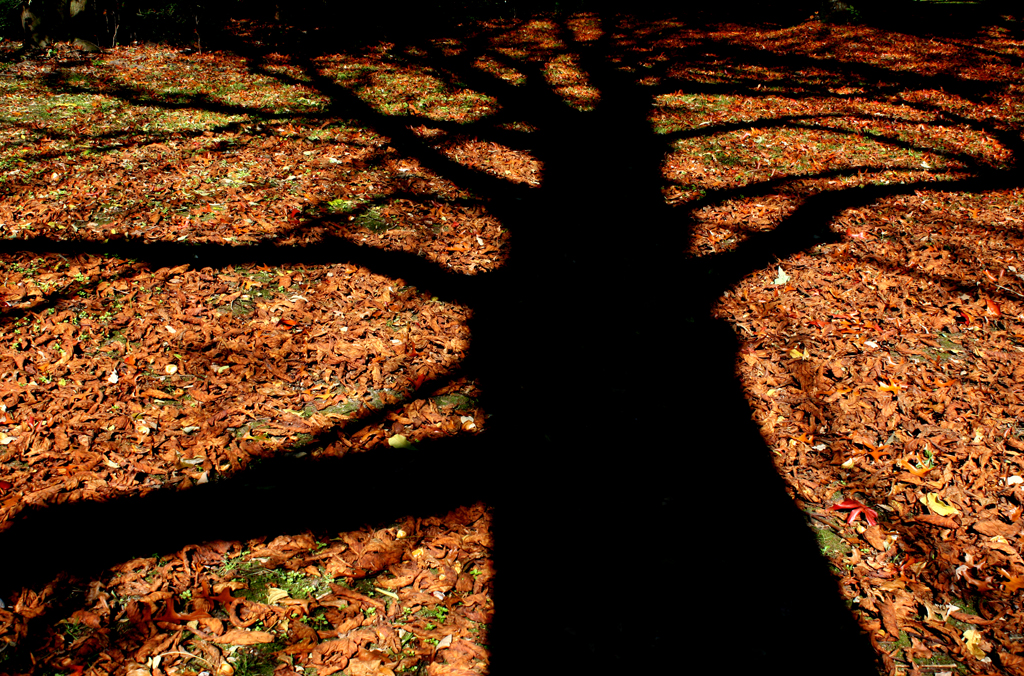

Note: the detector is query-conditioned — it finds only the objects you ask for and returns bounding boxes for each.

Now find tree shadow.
[866,0,1020,37]
[8,8,1023,673]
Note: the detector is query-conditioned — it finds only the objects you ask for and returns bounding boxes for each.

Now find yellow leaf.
[388,434,414,449]
[963,628,986,659]
[921,493,960,516]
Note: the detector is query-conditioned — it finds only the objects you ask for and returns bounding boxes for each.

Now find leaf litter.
[1,9,1024,676]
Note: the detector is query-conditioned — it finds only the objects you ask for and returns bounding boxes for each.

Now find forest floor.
[1,10,1024,676]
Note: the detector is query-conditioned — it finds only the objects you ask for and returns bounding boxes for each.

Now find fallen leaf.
[963,628,986,659]
[999,569,1024,593]
[971,520,1018,538]
[828,498,878,526]
[215,629,276,645]
[879,598,900,639]
[388,434,415,449]
[999,653,1024,670]
[915,514,958,529]
[921,493,960,516]
[985,298,1001,317]
[901,456,932,477]
[862,525,888,551]
[923,600,959,623]
[265,587,290,604]
[153,601,210,624]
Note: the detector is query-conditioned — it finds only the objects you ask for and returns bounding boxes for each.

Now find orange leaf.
[864,444,891,462]
[985,298,1001,317]
[140,388,177,399]
[216,628,276,645]
[901,457,931,477]
[897,558,918,583]
[1001,569,1024,592]
[153,601,210,624]
[200,580,241,609]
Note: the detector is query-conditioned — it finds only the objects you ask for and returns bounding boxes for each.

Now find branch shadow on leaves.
[20,12,1023,674]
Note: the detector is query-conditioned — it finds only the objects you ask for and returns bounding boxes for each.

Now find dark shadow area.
[864,0,1021,37]
[12,6,1024,673]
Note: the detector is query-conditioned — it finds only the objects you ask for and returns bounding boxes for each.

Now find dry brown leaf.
[914,514,958,529]
[972,520,1020,538]
[310,637,358,669]
[879,599,900,639]
[862,525,887,552]
[999,652,1024,676]
[214,629,276,645]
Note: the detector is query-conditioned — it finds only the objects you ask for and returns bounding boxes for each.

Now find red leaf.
[828,498,878,526]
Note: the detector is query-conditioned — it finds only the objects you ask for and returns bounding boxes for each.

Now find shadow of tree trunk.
[0,11,928,674]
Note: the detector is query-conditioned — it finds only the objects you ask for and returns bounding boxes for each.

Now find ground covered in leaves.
[1,9,1024,676]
